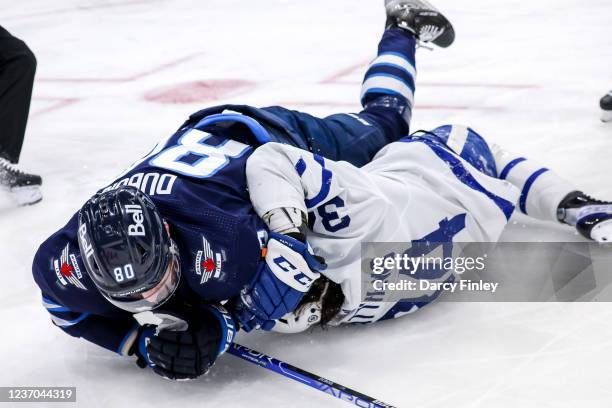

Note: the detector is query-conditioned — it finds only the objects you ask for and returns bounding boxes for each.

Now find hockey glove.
[132,306,236,380]
[234,232,325,332]
[130,325,155,369]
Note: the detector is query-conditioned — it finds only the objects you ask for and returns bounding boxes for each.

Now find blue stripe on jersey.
[304,155,332,209]
[427,125,452,144]
[404,139,516,220]
[51,312,90,328]
[42,296,60,306]
[499,157,527,180]
[363,66,416,94]
[519,168,549,214]
[193,113,272,144]
[46,305,71,313]
[370,61,415,78]
[42,296,72,313]
[295,158,307,176]
[461,128,498,178]
[42,297,90,328]
[361,73,415,105]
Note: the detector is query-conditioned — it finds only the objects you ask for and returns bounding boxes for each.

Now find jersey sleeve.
[246,143,344,218]
[32,214,140,356]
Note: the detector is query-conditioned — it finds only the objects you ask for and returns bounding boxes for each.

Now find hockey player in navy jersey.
[32,0,612,381]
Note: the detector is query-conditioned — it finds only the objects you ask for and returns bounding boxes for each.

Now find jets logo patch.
[54,244,87,291]
[195,235,223,284]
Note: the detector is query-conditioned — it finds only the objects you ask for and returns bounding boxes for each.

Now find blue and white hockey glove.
[131,306,236,380]
[234,232,326,331]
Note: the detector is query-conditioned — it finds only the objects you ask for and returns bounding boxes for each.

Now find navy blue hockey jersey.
[32,107,284,352]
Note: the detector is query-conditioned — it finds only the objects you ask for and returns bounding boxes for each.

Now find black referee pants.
[0,26,36,164]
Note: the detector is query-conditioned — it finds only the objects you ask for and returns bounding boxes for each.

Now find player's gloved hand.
[130,325,155,369]
[131,306,236,380]
[234,231,326,332]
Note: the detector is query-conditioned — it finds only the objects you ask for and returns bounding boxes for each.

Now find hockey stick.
[227,343,396,408]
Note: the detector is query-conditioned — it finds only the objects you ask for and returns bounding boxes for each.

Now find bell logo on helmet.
[125,204,146,237]
[78,223,94,261]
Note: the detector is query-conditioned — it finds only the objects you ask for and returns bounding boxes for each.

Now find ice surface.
[1,0,611,406]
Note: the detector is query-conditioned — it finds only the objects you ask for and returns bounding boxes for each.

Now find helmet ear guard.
[77,186,180,312]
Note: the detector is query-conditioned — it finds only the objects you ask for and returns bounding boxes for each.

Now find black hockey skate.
[0,157,42,206]
[557,191,612,243]
[601,91,612,123]
[385,0,455,48]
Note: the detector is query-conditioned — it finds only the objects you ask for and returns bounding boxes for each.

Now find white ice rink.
[1,0,612,406]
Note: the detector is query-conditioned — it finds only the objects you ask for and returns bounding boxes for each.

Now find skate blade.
[10,186,43,206]
[590,219,612,243]
[602,110,612,123]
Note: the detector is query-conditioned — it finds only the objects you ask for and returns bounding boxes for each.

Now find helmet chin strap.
[163,220,172,237]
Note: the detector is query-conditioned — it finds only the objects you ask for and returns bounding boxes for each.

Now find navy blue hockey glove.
[235,232,326,331]
[132,306,236,380]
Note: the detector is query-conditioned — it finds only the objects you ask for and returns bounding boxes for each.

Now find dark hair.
[298,275,345,327]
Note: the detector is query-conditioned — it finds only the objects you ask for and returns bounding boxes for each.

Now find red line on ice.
[38,53,204,84]
[319,58,371,84]
[144,80,256,104]
[31,97,81,118]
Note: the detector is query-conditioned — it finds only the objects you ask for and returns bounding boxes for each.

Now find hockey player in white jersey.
[239,3,612,333]
[245,122,612,332]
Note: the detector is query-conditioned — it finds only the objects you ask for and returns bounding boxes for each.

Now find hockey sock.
[492,145,575,223]
[361,28,417,128]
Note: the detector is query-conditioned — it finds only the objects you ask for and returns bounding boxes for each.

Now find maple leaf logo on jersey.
[53,244,87,291]
[195,235,223,284]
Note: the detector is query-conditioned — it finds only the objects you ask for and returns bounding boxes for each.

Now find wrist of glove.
[129,325,155,369]
[235,231,326,332]
[130,306,236,380]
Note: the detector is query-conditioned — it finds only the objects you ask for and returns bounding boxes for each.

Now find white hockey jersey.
[246,140,520,324]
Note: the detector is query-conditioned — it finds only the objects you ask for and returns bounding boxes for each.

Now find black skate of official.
[0,157,42,205]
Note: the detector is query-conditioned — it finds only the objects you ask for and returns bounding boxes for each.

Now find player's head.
[77,186,180,313]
